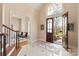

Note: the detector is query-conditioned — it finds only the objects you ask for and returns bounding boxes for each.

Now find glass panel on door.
[47,19,53,33]
[46,18,53,43]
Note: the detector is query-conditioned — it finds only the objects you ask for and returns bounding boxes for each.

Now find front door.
[62,12,68,49]
[46,18,53,43]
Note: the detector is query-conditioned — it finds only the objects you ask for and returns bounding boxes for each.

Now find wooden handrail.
[2,24,19,32]
[3,24,28,34]
[0,33,7,36]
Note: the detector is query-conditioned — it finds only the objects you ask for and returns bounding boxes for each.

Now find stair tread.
[6,44,15,55]
[10,47,21,56]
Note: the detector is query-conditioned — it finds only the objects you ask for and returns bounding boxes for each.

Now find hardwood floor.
[10,47,21,56]
[20,40,28,46]
[10,40,28,56]
[6,44,15,55]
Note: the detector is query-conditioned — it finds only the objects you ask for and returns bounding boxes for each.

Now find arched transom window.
[47,3,63,16]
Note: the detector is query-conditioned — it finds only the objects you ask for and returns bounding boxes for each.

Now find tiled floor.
[18,40,71,56]
[54,38,62,45]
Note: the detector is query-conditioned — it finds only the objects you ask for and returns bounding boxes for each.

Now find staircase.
[0,24,20,56]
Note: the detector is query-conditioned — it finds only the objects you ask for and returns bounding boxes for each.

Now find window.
[47,3,63,16]
[47,19,52,33]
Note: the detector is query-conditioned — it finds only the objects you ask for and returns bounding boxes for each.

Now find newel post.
[16,31,19,49]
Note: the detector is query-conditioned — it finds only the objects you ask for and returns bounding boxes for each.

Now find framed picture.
[68,23,74,31]
[40,24,44,30]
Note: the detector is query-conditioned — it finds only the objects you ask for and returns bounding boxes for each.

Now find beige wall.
[0,4,2,32]
[63,3,78,49]
[3,3,39,41]
[38,3,78,49]
[38,4,47,42]
[11,17,21,30]
[77,4,79,55]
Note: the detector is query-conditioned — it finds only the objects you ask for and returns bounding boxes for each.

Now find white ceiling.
[26,3,44,10]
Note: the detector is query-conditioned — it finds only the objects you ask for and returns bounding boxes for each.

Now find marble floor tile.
[18,40,71,56]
